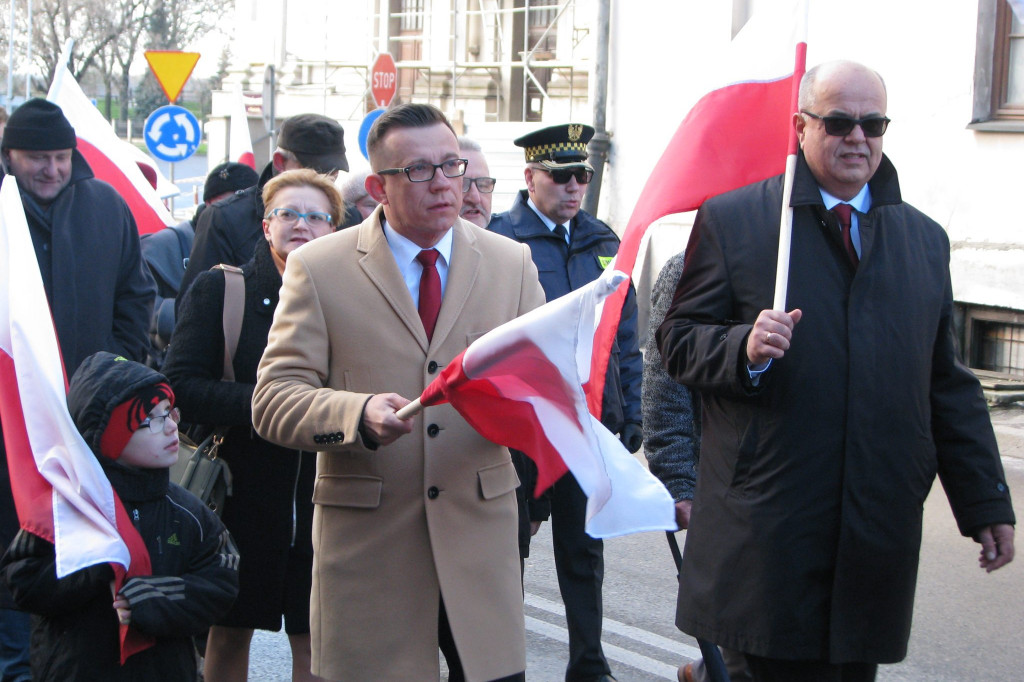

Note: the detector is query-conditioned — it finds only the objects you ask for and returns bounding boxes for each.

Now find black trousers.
[745,655,877,682]
[439,597,525,682]
[549,473,609,681]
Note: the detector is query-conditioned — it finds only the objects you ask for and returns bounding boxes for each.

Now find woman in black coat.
[164,169,345,682]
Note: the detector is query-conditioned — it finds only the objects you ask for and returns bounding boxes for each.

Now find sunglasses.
[801,111,890,138]
[535,167,594,185]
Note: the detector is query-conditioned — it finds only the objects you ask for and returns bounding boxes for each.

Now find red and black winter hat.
[99,382,174,460]
[67,352,175,462]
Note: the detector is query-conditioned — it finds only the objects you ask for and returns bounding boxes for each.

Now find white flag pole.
[771,5,808,311]
[395,398,422,420]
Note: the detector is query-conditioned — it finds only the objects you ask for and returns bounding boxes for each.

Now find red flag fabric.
[47,65,175,235]
[586,1,808,415]
[0,179,155,661]
[419,269,676,538]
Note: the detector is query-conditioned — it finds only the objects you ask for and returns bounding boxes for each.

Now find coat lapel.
[431,220,480,350]
[356,211,431,351]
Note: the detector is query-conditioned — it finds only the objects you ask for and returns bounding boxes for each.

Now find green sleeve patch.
[598,255,614,270]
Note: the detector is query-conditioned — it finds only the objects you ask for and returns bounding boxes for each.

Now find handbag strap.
[212,264,245,382]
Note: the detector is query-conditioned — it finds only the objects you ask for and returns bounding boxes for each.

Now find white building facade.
[212,0,1024,380]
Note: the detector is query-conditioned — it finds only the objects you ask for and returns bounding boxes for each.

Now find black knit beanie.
[1,99,77,152]
[203,162,259,203]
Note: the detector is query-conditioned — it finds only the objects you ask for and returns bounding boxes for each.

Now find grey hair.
[341,170,372,204]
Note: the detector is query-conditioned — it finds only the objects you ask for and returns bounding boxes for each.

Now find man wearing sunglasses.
[490,124,643,682]
[657,60,1015,682]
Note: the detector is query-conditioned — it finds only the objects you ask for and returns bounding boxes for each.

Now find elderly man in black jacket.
[0,98,155,682]
[657,60,1015,682]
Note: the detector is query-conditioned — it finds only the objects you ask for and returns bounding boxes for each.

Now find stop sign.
[371,53,398,107]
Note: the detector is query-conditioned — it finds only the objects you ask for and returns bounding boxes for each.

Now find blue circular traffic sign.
[144,105,202,162]
[359,108,386,160]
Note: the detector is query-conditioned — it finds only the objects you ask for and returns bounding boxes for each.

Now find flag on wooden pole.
[586,0,808,415]
[401,268,676,539]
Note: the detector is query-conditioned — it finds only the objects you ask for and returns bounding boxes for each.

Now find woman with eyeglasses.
[164,169,344,682]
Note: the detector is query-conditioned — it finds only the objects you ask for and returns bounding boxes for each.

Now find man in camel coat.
[253,103,545,682]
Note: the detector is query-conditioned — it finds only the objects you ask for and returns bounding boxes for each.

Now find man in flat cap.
[0,98,155,681]
[178,113,359,304]
[489,124,643,682]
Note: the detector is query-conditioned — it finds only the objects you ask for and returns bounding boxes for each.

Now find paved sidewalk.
[990,403,1024,460]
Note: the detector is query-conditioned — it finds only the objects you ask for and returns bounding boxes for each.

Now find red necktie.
[832,203,859,268]
[416,249,441,341]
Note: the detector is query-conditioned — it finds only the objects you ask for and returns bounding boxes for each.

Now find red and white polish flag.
[0,179,154,660]
[588,0,808,411]
[47,65,175,236]
[418,268,676,539]
[230,88,256,169]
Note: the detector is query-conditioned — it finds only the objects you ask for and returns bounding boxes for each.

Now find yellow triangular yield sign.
[144,51,201,103]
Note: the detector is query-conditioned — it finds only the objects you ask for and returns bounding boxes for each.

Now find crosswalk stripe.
[526,593,700,658]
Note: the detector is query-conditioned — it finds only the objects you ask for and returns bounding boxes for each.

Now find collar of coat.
[789,151,902,213]
[500,189,617,247]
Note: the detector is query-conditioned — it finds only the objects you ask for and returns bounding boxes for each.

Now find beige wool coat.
[253,209,545,681]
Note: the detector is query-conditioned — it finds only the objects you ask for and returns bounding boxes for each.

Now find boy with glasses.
[1,351,239,681]
[489,124,643,682]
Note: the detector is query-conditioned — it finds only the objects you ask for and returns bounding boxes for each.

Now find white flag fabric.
[0,178,136,577]
[47,65,175,235]
[230,88,256,168]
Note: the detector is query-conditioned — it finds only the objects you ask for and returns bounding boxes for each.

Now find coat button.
[427,486,440,499]
[262,297,271,306]
[427,360,439,374]
[427,424,440,437]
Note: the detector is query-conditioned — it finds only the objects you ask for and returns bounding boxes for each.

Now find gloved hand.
[619,422,644,454]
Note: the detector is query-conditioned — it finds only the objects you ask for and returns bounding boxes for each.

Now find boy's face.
[118,399,180,469]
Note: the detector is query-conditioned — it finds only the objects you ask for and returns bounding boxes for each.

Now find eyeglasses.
[138,407,180,434]
[462,176,496,193]
[800,111,890,138]
[266,207,333,226]
[377,158,468,183]
[534,167,594,185]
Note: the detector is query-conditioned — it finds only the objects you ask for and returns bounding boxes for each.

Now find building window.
[972,0,1024,128]
[993,0,1024,116]
[964,306,1024,379]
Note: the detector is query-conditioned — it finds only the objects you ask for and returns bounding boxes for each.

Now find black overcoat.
[657,153,1015,663]
[163,239,314,631]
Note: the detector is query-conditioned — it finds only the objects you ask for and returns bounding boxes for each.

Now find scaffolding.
[372,0,592,123]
